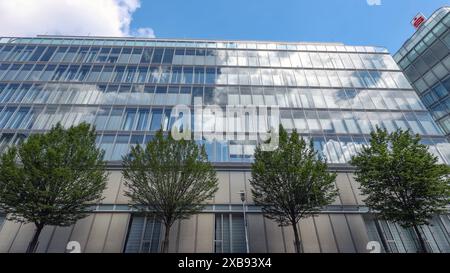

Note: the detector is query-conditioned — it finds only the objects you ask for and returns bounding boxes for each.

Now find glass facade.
[214,213,246,253]
[124,215,162,253]
[365,214,450,253]
[0,214,4,230]
[0,35,449,164]
[394,7,450,137]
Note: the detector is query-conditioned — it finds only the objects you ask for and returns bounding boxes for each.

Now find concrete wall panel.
[329,214,356,253]
[229,172,246,204]
[281,225,297,253]
[346,214,370,253]
[35,225,56,253]
[299,216,320,253]
[243,172,254,204]
[167,220,180,253]
[314,215,338,253]
[116,173,131,204]
[264,219,285,253]
[247,214,267,253]
[84,213,112,253]
[331,180,342,205]
[0,220,22,253]
[196,214,214,253]
[177,216,197,253]
[214,172,230,204]
[46,226,73,253]
[348,174,365,205]
[336,173,357,205]
[9,222,35,253]
[103,213,130,253]
[69,214,95,253]
[102,171,122,204]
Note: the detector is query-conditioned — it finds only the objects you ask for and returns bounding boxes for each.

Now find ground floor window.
[124,215,162,253]
[214,213,246,253]
[0,214,4,230]
[364,214,450,253]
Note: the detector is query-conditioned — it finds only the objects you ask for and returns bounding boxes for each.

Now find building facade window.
[0,35,448,165]
[214,213,246,253]
[364,214,450,253]
[395,8,450,138]
[124,215,162,253]
[0,214,5,231]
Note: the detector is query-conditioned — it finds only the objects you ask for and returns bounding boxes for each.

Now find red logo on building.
[412,13,426,30]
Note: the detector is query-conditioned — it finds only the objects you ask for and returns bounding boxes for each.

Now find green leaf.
[0,122,108,227]
[350,127,450,228]
[121,129,218,228]
[250,125,338,227]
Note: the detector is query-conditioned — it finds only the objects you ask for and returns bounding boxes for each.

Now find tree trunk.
[413,225,428,253]
[27,223,43,253]
[292,221,301,253]
[161,224,171,253]
[374,219,390,253]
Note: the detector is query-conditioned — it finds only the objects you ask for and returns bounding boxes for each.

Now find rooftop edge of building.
[394,6,450,58]
[0,35,391,54]
[34,35,346,46]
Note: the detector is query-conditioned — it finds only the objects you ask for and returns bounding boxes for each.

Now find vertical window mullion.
[149,216,155,253]
[221,214,224,253]
[138,216,148,253]
[229,214,233,253]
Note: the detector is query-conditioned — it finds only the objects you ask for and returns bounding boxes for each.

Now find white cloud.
[366,0,382,6]
[0,0,155,38]
[132,27,155,38]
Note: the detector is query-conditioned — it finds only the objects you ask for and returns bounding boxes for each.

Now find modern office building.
[0,35,449,253]
[394,7,450,138]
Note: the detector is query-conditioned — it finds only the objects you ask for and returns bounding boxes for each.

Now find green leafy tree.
[351,127,450,253]
[0,123,107,253]
[122,129,218,253]
[250,126,338,253]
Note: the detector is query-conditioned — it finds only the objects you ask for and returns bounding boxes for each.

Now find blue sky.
[0,0,447,54]
[131,0,449,53]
